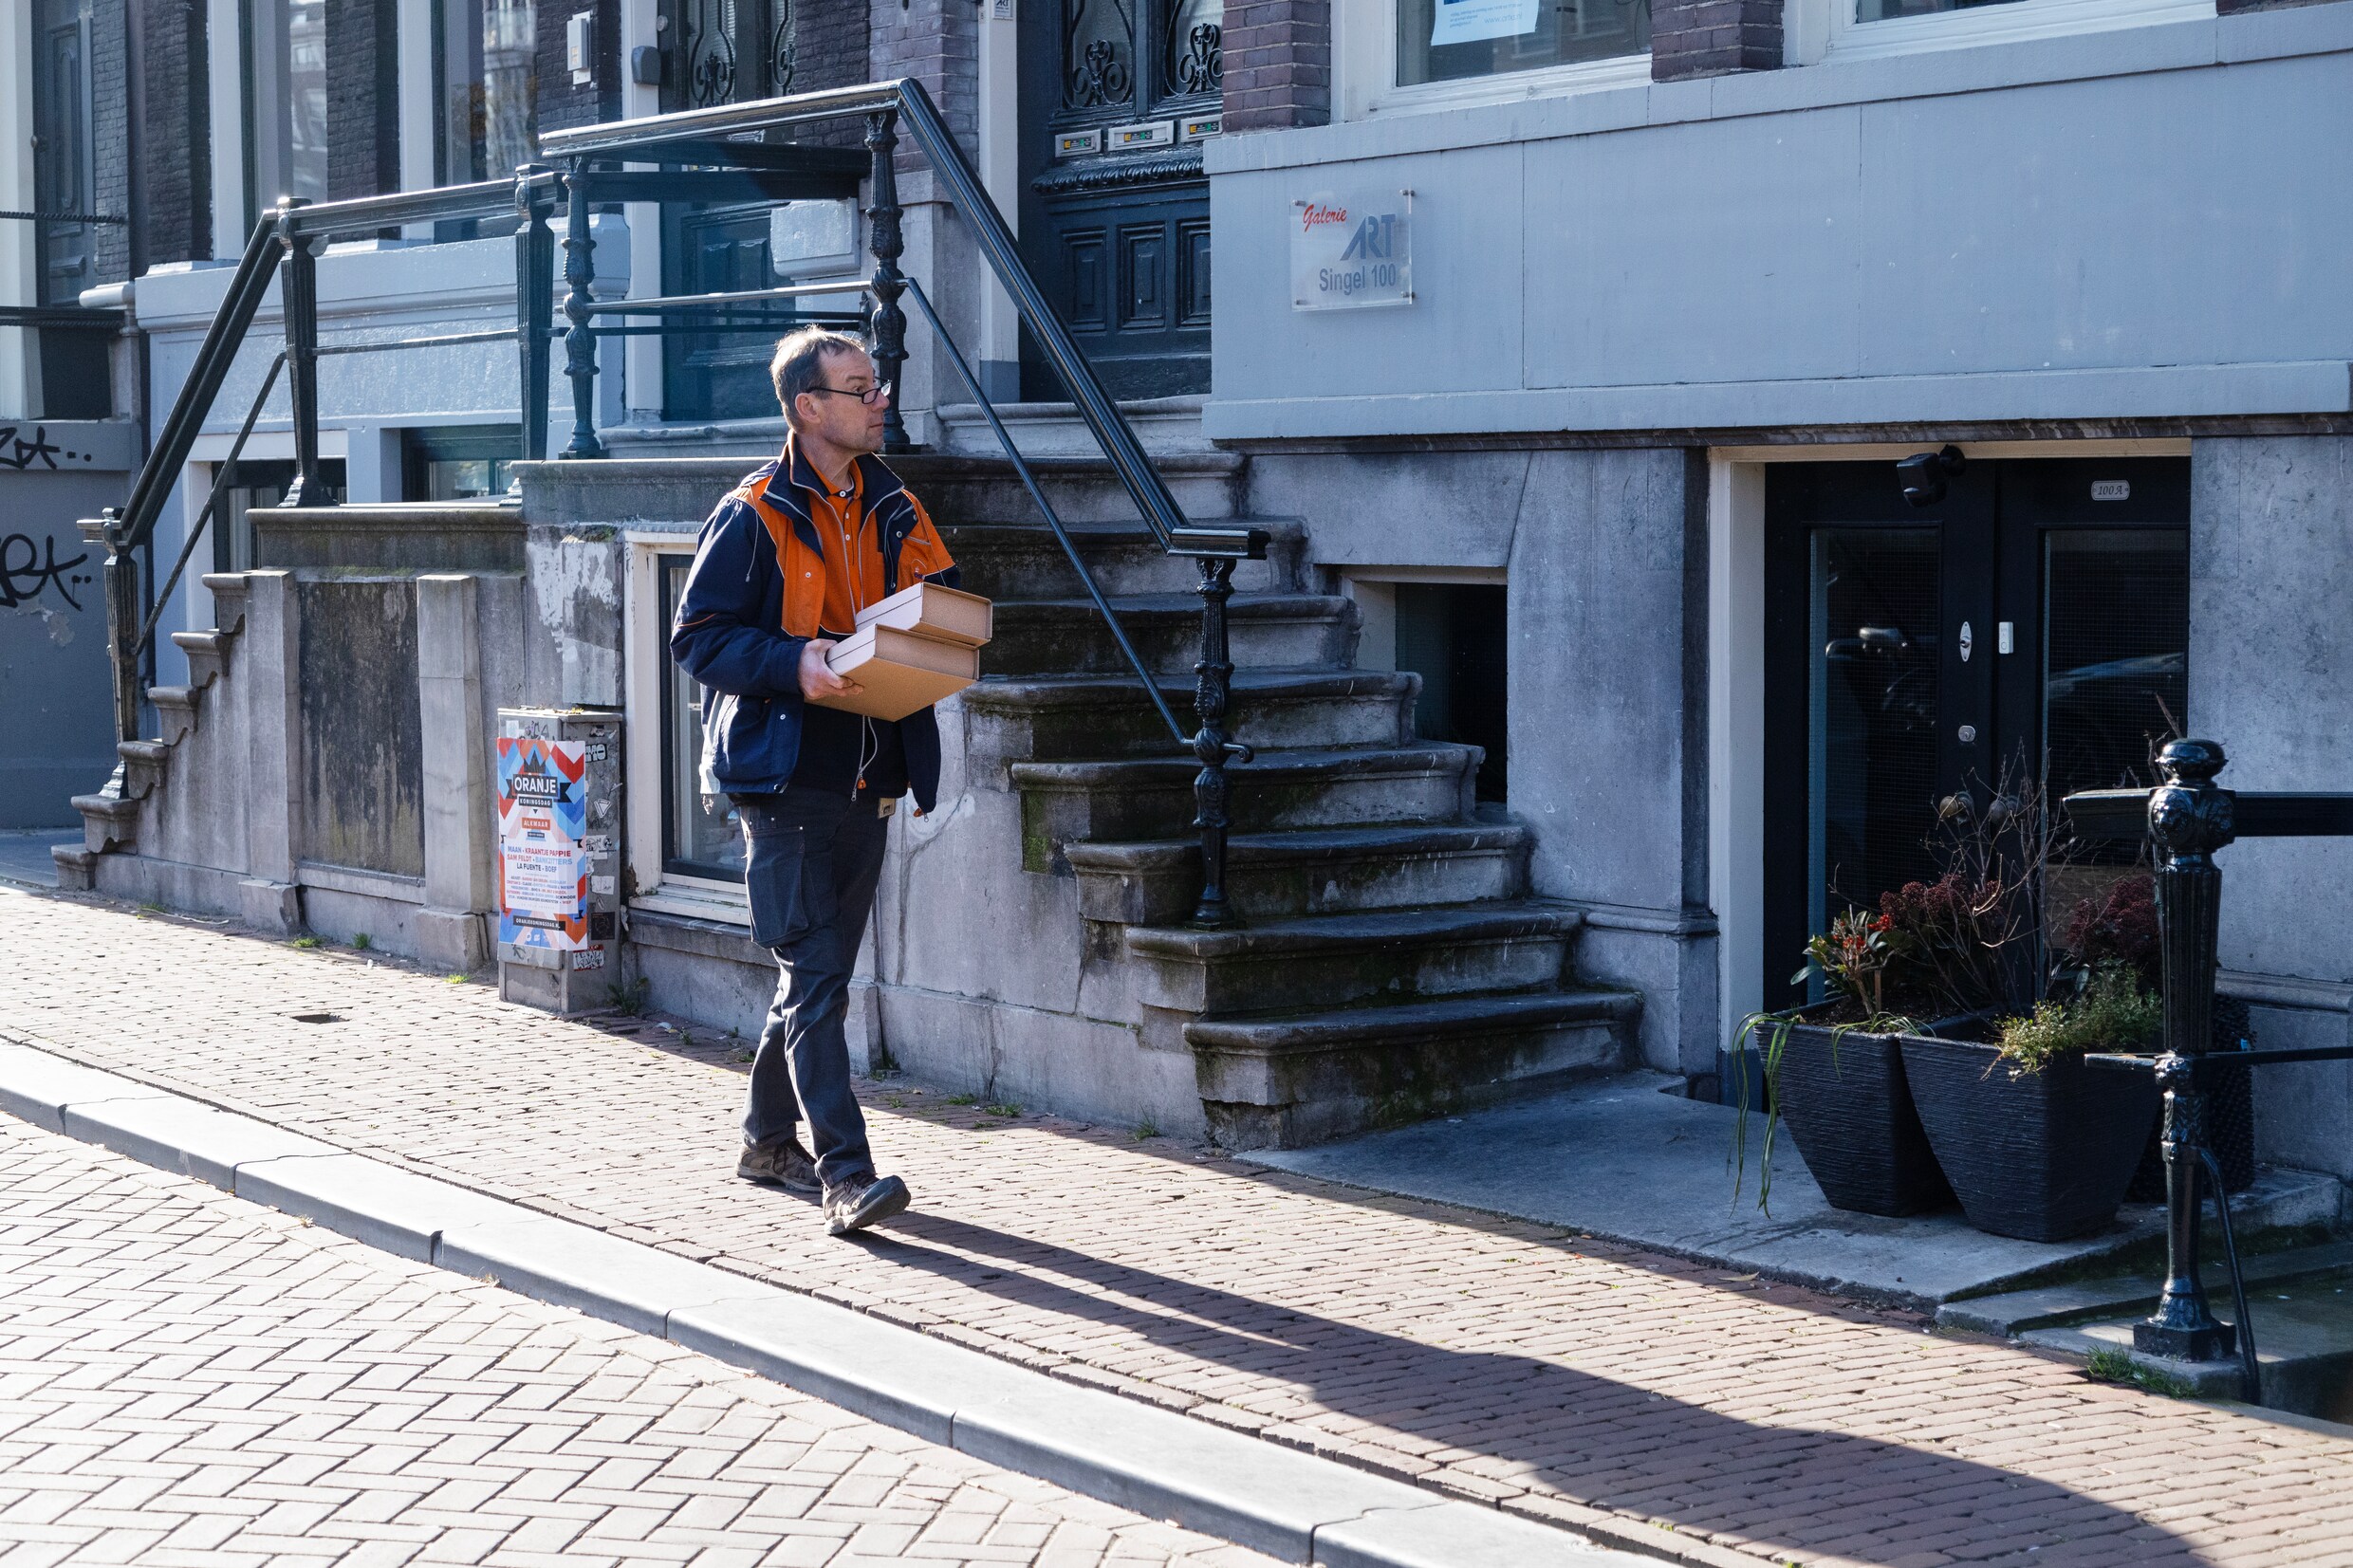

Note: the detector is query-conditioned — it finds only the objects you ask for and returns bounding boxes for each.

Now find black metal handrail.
[2066,744,2353,1407]
[901,275,1195,750]
[90,76,1265,929]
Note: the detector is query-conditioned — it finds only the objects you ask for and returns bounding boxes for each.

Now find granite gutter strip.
[0,1039,1646,1568]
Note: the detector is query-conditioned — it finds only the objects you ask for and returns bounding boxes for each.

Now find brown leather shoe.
[736,1134,819,1192]
[823,1173,911,1236]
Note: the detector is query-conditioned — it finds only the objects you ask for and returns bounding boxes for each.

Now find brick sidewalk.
[0,1114,1277,1566]
[5,888,2351,1568]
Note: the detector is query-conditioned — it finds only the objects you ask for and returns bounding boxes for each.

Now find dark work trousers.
[737,786,892,1191]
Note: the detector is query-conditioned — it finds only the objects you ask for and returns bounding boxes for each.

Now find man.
[670,327,956,1237]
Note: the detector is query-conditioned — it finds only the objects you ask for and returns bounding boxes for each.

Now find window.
[245,0,329,209]
[1395,0,1650,88]
[402,425,520,500]
[1822,0,2212,60]
[245,0,399,218]
[1395,583,1510,803]
[658,555,749,883]
[435,0,539,185]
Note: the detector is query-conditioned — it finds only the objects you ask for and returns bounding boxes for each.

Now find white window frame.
[1793,0,2215,65]
[623,531,753,926]
[1337,0,1651,123]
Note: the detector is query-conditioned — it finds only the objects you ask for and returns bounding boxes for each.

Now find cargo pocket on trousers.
[743,822,836,950]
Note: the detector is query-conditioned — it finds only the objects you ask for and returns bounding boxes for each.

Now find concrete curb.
[0,1040,1652,1568]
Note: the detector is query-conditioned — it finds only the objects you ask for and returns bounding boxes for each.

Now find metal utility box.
[494,707,624,1014]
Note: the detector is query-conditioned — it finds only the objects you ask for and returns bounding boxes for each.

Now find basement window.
[1394,582,1509,804]
[402,425,520,500]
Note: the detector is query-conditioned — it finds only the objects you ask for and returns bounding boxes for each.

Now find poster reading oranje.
[496,735,589,951]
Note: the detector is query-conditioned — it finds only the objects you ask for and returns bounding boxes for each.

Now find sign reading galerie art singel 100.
[1291,191,1414,310]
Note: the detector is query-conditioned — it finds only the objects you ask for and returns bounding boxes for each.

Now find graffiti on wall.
[0,533,93,612]
[0,425,91,471]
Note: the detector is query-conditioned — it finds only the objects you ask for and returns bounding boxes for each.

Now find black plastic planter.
[1769,1019,1954,1217]
[1899,1036,2162,1242]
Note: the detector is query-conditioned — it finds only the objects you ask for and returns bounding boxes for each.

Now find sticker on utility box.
[1292,191,1413,310]
[495,736,589,952]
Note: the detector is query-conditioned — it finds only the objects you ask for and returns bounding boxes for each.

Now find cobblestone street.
[0,1114,1278,1567]
[6,887,2353,1567]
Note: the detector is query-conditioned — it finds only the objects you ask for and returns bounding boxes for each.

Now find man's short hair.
[771,327,872,422]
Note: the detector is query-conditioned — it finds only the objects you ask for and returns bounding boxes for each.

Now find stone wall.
[2191,434,2353,1183]
[326,0,400,202]
[1221,0,1331,132]
[1247,446,1718,1078]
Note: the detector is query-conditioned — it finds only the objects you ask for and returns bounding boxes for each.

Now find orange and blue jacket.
[669,443,958,811]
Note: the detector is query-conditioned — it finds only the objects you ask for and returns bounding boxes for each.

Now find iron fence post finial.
[559,161,607,459]
[514,165,560,483]
[2135,738,2239,1365]
[864,107,910,453]
[1190,554,1243,929]
[276,199,331,508]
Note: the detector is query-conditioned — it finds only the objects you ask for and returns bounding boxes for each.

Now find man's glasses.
[805,381,894,407]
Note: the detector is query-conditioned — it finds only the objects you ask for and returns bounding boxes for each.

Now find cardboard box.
[854,581,993,647]
[811,623,981,721]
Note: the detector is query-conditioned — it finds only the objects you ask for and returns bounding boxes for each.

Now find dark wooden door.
[32,0,96,305]
[1017,0,1220,400]
[1760,458,2192,1013]
[658,0,797,421]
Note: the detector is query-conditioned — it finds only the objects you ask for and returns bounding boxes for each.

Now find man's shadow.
[848,1210,2203,1566]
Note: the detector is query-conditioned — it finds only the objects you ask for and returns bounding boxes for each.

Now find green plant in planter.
[1994,961,2161,1076]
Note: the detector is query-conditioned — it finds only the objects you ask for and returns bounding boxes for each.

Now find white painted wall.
[1207,9,2353,442]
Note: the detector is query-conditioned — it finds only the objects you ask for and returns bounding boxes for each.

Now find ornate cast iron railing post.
[2136,738,2239,1363]
[276,199,331,507]
[1190,554,1246,928]
[559,162,606,459]
[863,108,910,453]
[513,165,560,478]
[96,507,141,742]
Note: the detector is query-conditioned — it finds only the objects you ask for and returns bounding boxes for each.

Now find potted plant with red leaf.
[1890,784,2163,1243]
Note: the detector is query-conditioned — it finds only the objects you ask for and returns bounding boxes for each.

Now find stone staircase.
[57,445,1639,1150]
[59,573,253,884]
[929,456,1641,1150]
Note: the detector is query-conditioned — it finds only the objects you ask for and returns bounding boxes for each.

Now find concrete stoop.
[59,571,254,890]
[1944,1241,2353,1423]
[66,445,1643,1149]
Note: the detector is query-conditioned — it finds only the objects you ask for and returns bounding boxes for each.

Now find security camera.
[1897,445,1966,507]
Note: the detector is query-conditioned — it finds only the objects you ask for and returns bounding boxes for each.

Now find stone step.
[259,503,524,572]
[171,630,232,690]
[199,572,250,634]
[147,686,203,744]
[1123,902,1583,1016]
[118,740,174,802]
[1187,987,1641,1150]
[71,786,140,854]
[1010,744,1479,871]
[983,593,1358,679]
[511,451,1247,531]
[961,668,1417,772]
[936,522,1302,600]
[1066,822,1532,926]
[49,842,99,891]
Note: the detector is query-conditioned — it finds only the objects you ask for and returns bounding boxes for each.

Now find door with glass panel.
[1761,458,2191,1012]
[1015,0,1222,398]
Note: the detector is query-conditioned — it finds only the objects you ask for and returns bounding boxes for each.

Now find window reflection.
[1396,0,1650,86]
[439,0,539,184]
[660,558,749,882]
